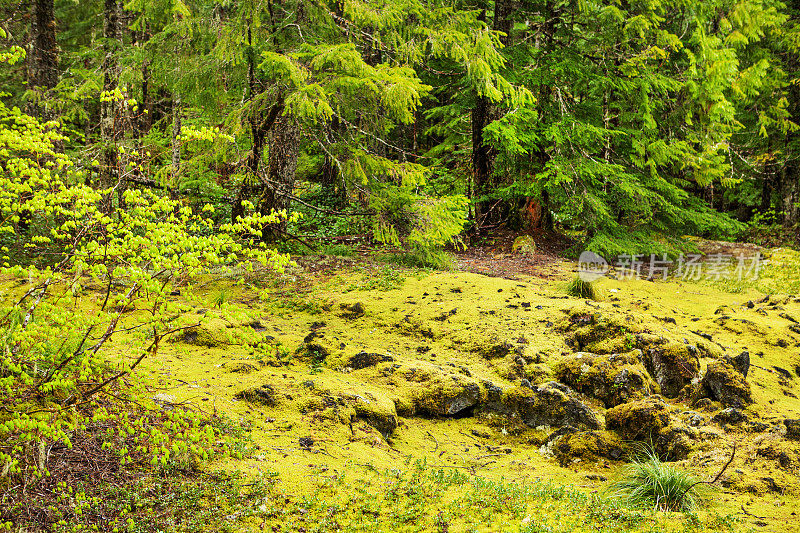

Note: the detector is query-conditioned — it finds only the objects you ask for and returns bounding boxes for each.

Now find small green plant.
[608,445,702,512]
[565,276,598,300]
[211,288,230,308]
[625,332,636,351]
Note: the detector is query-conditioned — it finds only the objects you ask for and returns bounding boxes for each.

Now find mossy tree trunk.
[27,0,58,119]
[260,112,299,238]
[99,0,121,213]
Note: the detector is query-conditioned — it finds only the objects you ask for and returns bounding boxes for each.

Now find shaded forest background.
[4,0,800,261]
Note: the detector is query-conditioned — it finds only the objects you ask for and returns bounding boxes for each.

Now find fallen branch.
[678,442,736,500]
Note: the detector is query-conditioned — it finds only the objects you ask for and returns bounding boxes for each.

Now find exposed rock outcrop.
[554,350,657,407]
[700,360,753,408]
[499,382,602,430]
[413,375,483,416]
[638,338,700,397]
[349,351,394,370]
[235,384,277,406]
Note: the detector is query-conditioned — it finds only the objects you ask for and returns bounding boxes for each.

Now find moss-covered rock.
[785,419,800,440]
[348,394,398,439]
[756,439,800,470]
[553,430,624,466]
[225,361,259,374]
[413,375,483,416]
[639,339,700,398]
[477,340,516,359]
[606,397,692,460]
[499,382,602,430]
[182,318,255,347]
[348,351,394,370]
[711,407,748,426]
[296,342,330,362]
[558,309,635,354]
[557,308,702,398]
[606,397,671,440]
[553,350,657,407]
[700,360,753,408]
[339,302,366,320]
[724,350,750,378]
[235,384,277,406]
[511,235,536,255]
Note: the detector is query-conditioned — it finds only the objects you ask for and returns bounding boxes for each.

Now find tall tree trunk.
[232,17,261,223]
[27,0,58,119]
[99,0,121,212]
[471,94,493,227]
[781,152,799,228]
[536,0,557,232]
[320,154,345,207]
[260,114,299,238]
[760,140,776,215]
[20,0,59,233]
[172,93,181,195]
[782,80,800,229]
[138,22,153,137]
[471,0,511,230]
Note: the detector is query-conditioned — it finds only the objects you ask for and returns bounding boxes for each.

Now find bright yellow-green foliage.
[0,93,292,518]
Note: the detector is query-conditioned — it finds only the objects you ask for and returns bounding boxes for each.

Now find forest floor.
[85,235,800,532]
[12,236,800,531]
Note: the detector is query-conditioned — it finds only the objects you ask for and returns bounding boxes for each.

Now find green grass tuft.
[565,276,598,300]
[608,445,701,512]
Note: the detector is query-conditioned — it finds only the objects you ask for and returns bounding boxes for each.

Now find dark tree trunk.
[171,93,182,201]
[471,94,494,227]
[138,22,153,137]
[536,0,558,233]
[260,114,299,238]
[781,156,799,228]
[232,17,264,223]
[99,0,121,212]
[761,145,776,215]
[320,154,345,207]
[471,0,510,229]
[27,0,58,119]
[782,75,800,229]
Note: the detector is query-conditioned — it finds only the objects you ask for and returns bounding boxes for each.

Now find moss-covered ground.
[12,245,800,532]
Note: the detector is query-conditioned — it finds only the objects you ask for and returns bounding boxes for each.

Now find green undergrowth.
[380,247,455,270]
[565,277,598,300]
[181,461,737,533]
[608,446,705,512]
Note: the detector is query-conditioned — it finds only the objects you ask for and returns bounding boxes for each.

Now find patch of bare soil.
[453,230,574,280]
